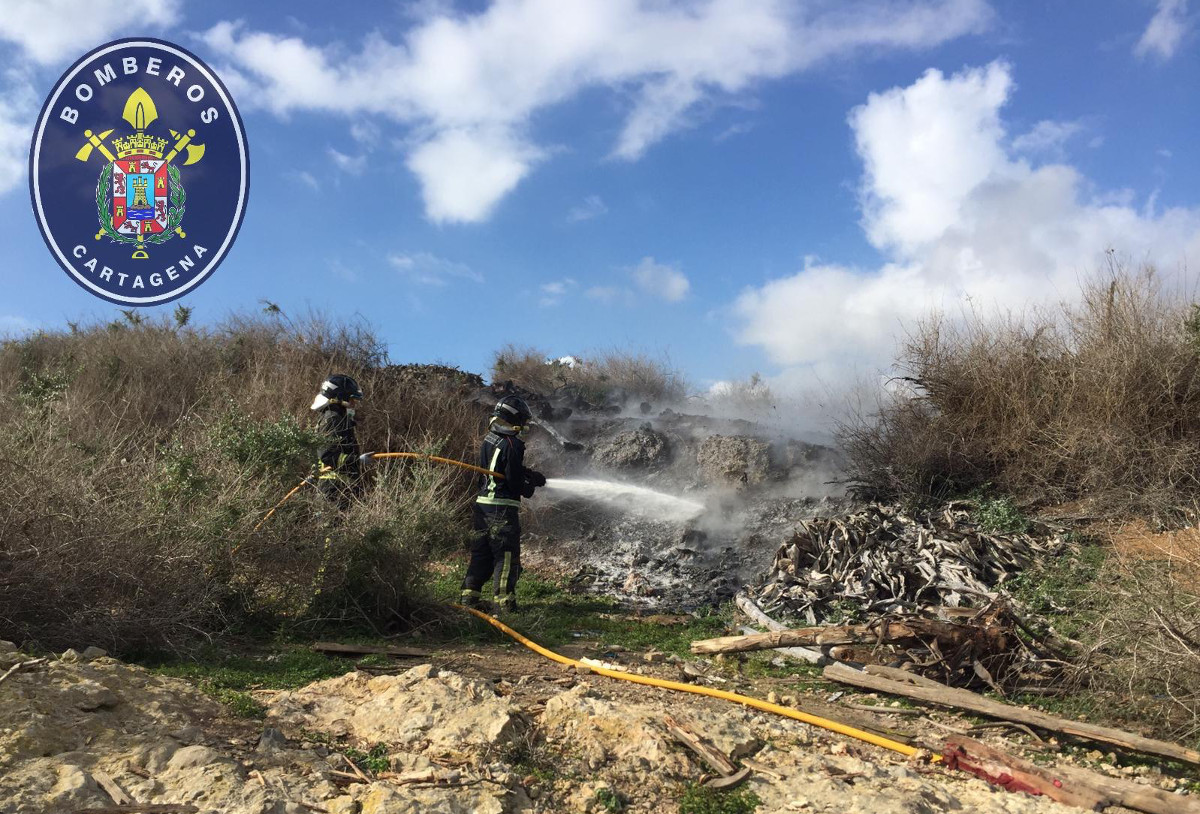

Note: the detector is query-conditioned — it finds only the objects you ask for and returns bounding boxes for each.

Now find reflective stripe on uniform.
[476,496,522,507]
[479,442,519,505]
[498,551,512,591]
[485,445,503,500]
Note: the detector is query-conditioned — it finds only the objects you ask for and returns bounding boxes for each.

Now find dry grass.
[0,311,482,654]
[839,266,1200,514]
[491,344,687,404]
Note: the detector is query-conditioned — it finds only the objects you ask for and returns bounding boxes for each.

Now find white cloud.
[1011,119,1084,155]
[566,195,608,223]
[328,147,367,175]
[1135,0,1191,61]
[200,0,991,222]
[0,0,180,65]
[586,285,634,305]
[289,170,320,190]
[405,126,541,223]
[0,72,35,195]
[733,61,1200,380]
[632,257,690,302]
[539,278,577,307]
[388,251,483,286]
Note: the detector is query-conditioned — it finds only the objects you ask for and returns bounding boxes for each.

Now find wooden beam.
[824,664,1200,766]
[92,770,134,806]
[664,716,739,777]
[311,642,429,658]
[945,736,1200,814]
[692,619,988,655]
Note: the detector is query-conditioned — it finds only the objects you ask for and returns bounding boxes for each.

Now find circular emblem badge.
[30,38,249,306]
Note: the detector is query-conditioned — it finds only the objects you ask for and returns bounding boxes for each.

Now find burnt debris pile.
[751,503,1063,625]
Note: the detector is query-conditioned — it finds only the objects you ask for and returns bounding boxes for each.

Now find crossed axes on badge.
[74,87,206,167]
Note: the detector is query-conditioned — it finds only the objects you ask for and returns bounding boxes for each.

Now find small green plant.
[594,787,625,812]
[173,304,193,328]
[345,743,390,775]
[212,689,266,719]
[973,495,1030,534]
[213,410,323,475]
[678,783,761,814]
[17,367,74,409]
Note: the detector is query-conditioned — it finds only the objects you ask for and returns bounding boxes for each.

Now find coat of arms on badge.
[76,87,204,260]
[31,38,248,306]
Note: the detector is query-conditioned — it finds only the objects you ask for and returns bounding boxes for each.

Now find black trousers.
[463,504,521,596]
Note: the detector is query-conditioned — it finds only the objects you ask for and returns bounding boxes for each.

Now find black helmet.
[492,395,532,428]
[311,374,363,410]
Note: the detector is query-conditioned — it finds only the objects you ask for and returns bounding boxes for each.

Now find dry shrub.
[839,266,1200,512]
[1097,553,1200,738]
[492,344,687,404]
[0,311,480,653]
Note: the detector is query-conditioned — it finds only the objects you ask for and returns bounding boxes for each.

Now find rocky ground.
[6,637,1190,814]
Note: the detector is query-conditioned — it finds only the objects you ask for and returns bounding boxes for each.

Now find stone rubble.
[0,644,1177,814]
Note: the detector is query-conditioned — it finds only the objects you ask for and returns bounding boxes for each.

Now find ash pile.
[513,393,847,609]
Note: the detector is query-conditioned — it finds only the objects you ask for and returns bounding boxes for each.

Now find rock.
[59,648,82,663]
[0,641,16,654]
[256,726,287,754]
[166,744,225,771]
[593,425,671,471]
[80,646,108,661]
[358,780,507,814]
[44,764,107,810]
[327,796,360,814]
[169,725,204,744]
[68,680,118,711]
[643,650,666,663]
[267,665,522,753]
[696,435,770,487]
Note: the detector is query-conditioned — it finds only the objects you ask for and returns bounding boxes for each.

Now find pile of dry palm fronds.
[752,503,1064,626]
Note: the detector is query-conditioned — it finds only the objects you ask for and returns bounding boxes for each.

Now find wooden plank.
[1056,763,1200,814]
[737,626,827,665]
[863,664,947,691]
[943,736,1107,810]
[692,619,984,655]
[92,770,134,806]
[734,593,833,665]
[945,736,1200,814]
[703,767,752,790]
[824,664,1200,766]
[311,642,430,658]
[664,716,738,777]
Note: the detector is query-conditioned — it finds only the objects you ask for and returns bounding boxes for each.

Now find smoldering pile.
[751,503,1064,626]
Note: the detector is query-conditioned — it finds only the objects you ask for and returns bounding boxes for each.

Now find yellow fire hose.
[455,604,936,762]
[251,460,929,762]
[248,453,503,537]
[369,452,503,480]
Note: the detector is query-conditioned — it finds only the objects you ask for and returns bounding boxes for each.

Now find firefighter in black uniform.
[310,374,365,507]
[461,396,547,612]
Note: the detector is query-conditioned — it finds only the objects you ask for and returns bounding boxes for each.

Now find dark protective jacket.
[316,405,360,481]
[476,430,535,507]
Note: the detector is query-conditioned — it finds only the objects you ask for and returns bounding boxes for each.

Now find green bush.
[213,410,324,476]
[678,783,761,814]
[973,495,1030,534]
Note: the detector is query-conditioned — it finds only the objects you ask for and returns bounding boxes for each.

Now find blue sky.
[1,0,1198,393]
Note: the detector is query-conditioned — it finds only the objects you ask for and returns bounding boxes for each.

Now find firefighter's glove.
[526,470,547,488]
